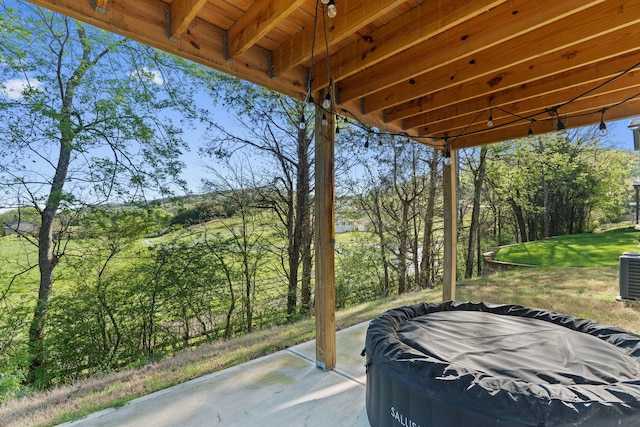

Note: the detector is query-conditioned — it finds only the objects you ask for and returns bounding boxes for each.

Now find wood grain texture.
[24,0,640,144]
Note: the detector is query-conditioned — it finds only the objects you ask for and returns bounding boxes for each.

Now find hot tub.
[364,301,640,427]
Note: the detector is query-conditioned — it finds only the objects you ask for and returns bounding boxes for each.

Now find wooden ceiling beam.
[357,0,640,114]
[450,98,640,149]
[169,0,208,41]
[226,0,307,60]
[399,51,640,131]
[311,0,507,91]
[271,0,406,78]
[389,50,640,125]
[418,79,640,138]
[336,0,606,105]
[25,0,307,100]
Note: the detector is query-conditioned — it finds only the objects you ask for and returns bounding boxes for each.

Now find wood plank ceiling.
[25,0,640,150]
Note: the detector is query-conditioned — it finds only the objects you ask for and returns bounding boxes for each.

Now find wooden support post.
[314,103,336,371]
[442,148,457,301]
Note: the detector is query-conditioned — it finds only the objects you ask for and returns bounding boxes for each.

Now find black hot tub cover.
[365,301,640,427]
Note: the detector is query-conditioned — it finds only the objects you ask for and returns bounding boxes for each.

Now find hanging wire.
[304,0,321,104]
[303,42,640,145]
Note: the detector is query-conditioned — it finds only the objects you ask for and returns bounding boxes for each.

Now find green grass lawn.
[493,228,640,267]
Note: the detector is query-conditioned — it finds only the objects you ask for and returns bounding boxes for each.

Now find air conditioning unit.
[619,252,640,300]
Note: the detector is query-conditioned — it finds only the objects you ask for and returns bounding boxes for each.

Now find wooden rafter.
[271,0,407,77]
[389,50,640,125]
[452,97,640,149]
[226,0,307,60]
[313,0,508,91]
[339,0,609,106]
[25,0,640,145]
[406,56,640,135]
[169,0,209,41]
[400,31,640,137]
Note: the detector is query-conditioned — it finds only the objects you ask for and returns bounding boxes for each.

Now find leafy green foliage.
[169,201,235,226]
[0,0,218,386]
[335,242,384,309]
[485,131,634,240]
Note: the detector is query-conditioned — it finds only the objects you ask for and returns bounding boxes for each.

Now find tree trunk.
[420,150,438,288]
[465,146,487,278]
[296,109,312,313]
[510,197,528,243]
[27,135,72,384]
[397,200,410,294]
[286,195,299,319]
[371,191,391,296]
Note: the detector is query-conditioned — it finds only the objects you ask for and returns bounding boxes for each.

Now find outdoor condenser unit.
[619,252,640,300]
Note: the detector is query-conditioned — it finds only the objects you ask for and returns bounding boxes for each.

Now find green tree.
[347,132,437,295]
[0,1,208,385]
[200,79,314,319]
[463,146,488,278]
[203,161,269,333]
[485,128,633,242]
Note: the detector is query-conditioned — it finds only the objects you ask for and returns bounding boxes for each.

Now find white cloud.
[131,67,164,85]
[1,78,42,100]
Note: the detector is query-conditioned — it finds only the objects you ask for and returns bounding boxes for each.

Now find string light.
[327,0,337,18]
[322,60,640,145]
[300,46,640,145]
[322,91,331,109]
[599,109,607,136]
[552,108,566,135]
[299,117,305,130]
[443,139,451,166]
[322,114,327,126]
[320,0,329,4]
[364,138,369,149]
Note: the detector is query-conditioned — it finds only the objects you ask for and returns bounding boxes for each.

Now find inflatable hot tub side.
[364,301,640,427]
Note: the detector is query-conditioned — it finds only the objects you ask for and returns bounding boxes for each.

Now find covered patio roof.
[24,0,640,149]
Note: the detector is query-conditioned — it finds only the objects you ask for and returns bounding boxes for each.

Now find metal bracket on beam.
[90,0,108,13]
[268,55,277,80]
[164,7,179,42]
[222,32,234,63]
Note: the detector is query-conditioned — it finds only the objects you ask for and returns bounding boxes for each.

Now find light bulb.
[556,118,566,134]
[322,114,327,126]
[443,149,451,166]
[327,0,337,18]
[322,92,331,109]
[487,109,493,127]
[299,119,305,130]
[599,120,607,136]
[320,0,329,4]
[599,110,607,136]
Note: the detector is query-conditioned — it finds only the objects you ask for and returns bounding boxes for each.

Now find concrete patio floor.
[59,322,371,427]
